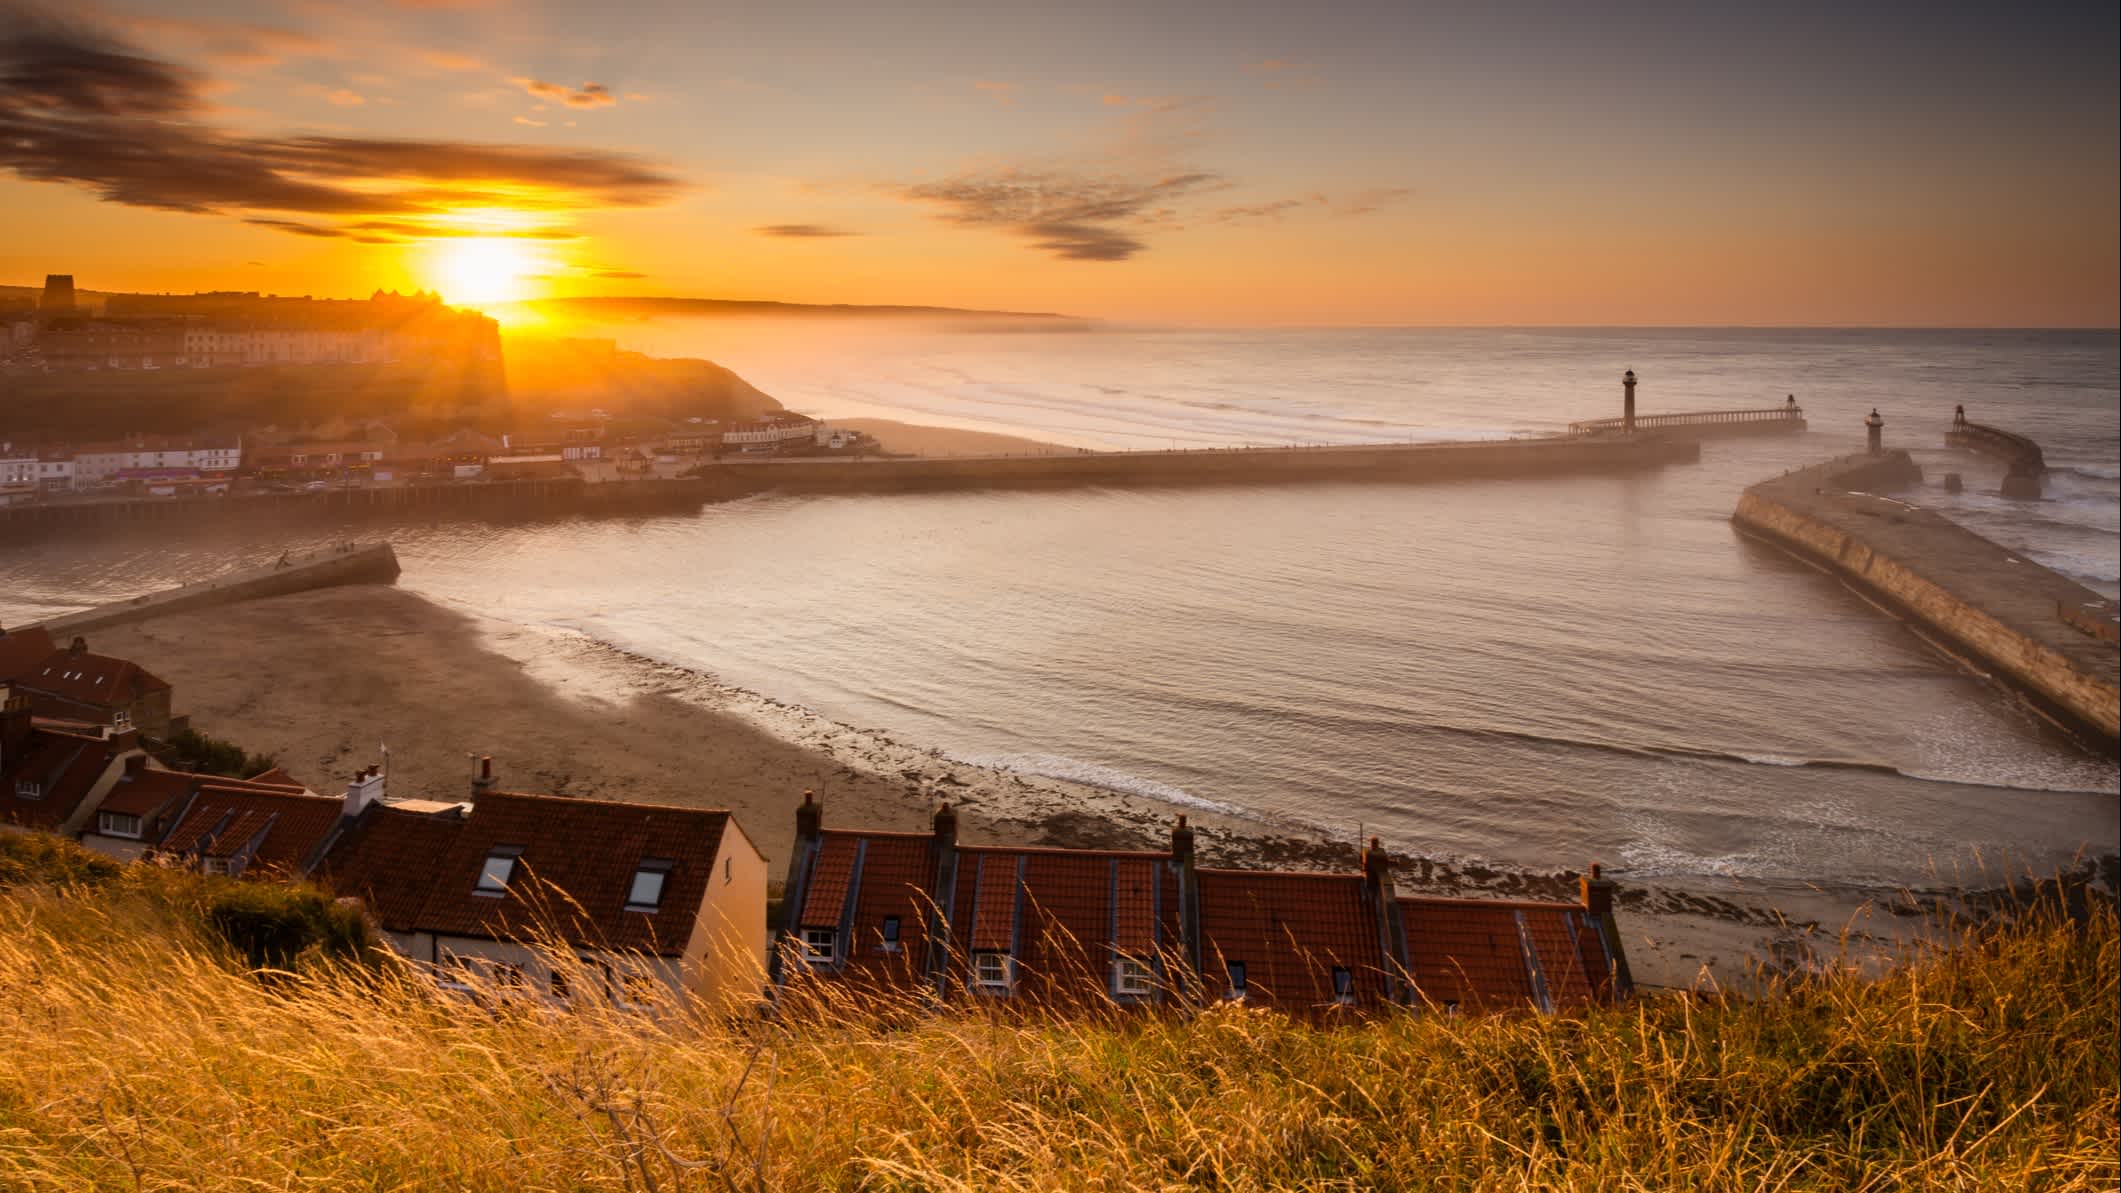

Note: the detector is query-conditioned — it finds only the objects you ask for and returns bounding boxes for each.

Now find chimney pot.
[1169,814,1196,865]
[795,788,823,842]
[69,636,87,655]
[1580,862,1616,918]
[932,800,958,846]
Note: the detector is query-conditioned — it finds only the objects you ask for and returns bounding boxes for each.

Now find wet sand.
[832,418,1073,457]
[91,581,1974,992]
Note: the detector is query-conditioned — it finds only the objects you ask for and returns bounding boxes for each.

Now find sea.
[3,326,2116,904]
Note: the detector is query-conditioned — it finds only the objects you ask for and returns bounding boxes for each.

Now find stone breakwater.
[32,542,401,636]
[1733,451,2119,751]
[696,434,1702,497]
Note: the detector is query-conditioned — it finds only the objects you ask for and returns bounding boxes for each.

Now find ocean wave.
[949,752,1252,818]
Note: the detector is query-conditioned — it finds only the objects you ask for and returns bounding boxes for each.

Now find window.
[1225,960,1247,1002]
[202,857,233,876]
[973,951,1013,992]
[112,709,132,731]
[492,962,528,991]
[549,966,572,1000]
[97,811,143,839]
[474,847,522,895]
[626,859,672,912]
[1332,966,1356,1006]
[15,780,41,799]
[800,927,836,965]
[1113,956,1154,998]
[879,916,902,953]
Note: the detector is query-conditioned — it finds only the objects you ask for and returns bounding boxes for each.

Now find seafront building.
[775,793,1631,1016]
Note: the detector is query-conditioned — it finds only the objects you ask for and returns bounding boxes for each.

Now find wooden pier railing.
[1568,406,1806,436]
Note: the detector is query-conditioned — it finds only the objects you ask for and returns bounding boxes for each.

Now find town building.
[0,692,149,836]
[774,794,1632,1016]
[8,636,175,738]
[321,761,769,1010]
[721,414,821,454]
[70,435,243,486]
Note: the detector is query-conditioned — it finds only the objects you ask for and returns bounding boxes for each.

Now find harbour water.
[3,327,2114,902]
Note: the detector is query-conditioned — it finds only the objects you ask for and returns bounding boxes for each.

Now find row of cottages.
[0,627,175,740]
[319,766,768,1011]
[774,795,1632,1017]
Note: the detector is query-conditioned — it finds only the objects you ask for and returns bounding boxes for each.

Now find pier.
[1733,445,2118,750]
[693,434,1701,498]
[29,542,402,636]
[1567,371,1807,438]
[1944,406,2046,498]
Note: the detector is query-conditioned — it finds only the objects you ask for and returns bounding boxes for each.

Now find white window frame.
[800,927,836,965]
[879,916,902,953]
[15,780,41,799]
[97,811,143,839]
[625,859,671,912]
[973,951,1014,993]
[202,857,233,876]
[1331,966,1357,1007]
[112,709,132,730]
[1112,956,1154,998]
[474,848,521,896]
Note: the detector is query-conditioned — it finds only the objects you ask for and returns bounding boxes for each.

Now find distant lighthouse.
[1622,370,1637,434]
[1864,408,1884,455]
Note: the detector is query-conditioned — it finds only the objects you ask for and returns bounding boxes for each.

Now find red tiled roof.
[0,727,120,830]
[317,803,465,933]
[93,768,196,816]
[1195,868,1388,1011]
[1396,896,1615,1013]
[338,791,732,957]
[17,645,169,707]
[248,767,300,787]
[948,846,1183,1005]
[158,789,345,874]
[0,626,56,683]
[799,834,861,927]
[789,830,940,983]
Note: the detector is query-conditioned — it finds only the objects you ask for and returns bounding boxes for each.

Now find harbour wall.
[1733,450,2119,750]
[32,542,402,636]
[697,434,1701,497]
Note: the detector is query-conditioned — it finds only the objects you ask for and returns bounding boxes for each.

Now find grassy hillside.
[0,834,2112,1190]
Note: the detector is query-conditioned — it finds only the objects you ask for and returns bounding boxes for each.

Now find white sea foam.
[950,752,1252,818]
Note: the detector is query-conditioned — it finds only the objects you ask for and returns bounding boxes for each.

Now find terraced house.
[775,792,1632,1016]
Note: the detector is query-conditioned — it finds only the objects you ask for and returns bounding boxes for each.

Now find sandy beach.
[75,577,1965,992]
[831,417,1074,457]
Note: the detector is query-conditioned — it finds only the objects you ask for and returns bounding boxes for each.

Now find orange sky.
[1,2,2115,326]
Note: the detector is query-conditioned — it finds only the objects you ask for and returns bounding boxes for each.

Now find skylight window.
[1332,966,1356,1006]
[474,847,522,895]
[880,916,902,952]
[625,859,673,912]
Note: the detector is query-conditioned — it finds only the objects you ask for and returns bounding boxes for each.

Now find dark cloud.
[755,223,858,238]
[243,216,348,238]
[896,168,1228,262]
[0,17,681,239]
[516,77,615,108]
[1212,198,1308,224]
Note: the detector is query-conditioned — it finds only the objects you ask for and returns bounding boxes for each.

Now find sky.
[0,0,2115,326]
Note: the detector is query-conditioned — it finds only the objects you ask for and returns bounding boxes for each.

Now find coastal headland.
[1734,450,2120,750]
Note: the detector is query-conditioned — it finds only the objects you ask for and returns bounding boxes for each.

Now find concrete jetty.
[1944,405,2046,498]
[1733,449,2119,750]
[31,542,402,636]
[1567,373,1807,438]
[694,434,1700,498]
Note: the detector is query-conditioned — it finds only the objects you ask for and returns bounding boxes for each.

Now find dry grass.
[0,851,2112,1192]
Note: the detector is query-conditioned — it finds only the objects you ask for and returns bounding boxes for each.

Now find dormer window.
[625,859,673,912]
[879,916,902,953]
[800,927,836,965]
[15,780,41,800]
[1331,966,1356,1006]
[1225,960,1247,1002]
[97,811,142,839]
[203,857,234,877]
[1112,956,1154,998]
[973,951,1014,993]
[112,709,132,730]
[474,847,522,895]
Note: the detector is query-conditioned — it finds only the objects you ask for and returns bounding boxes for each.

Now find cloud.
[512,115,545,126]
[243,216,347,237]
[591,269,645,278]
[1212,198,1306,224]
[972,79,1017,105]
[111,14,328,70]
[755,223,858,238]
[416,49,487,72]
[895,167,1228,261]
[0,18,682,242]
[324,87,365,106]
[1338,186,1413,216]
[514,77,615,108]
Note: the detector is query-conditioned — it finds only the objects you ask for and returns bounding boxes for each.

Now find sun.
[426,237,541,308]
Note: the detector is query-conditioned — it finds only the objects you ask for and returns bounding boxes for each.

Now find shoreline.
[79,581,2109,993]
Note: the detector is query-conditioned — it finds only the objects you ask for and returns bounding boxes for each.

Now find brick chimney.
[69,635,88,656]
[1170,815,1204,994]
[1579,862,1634,998]
[769,789,826,989]
[470,754,495,797]
[795,788,821,845]
[923,802,963,996]
[1362,836,1412,1005]
[1,689,30,768]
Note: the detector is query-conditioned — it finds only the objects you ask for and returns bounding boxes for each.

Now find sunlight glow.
[425,237,543,308]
